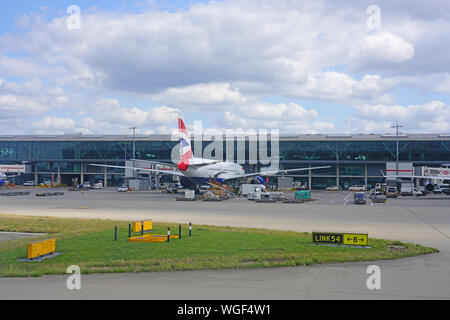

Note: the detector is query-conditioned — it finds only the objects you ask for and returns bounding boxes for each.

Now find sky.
[0,0,449,135]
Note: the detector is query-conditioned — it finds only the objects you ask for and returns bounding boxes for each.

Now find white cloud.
[436,74,450,94]
[348,100,450,133]
[32,117,76,132]
[349,30,415,70]
[221,102,334,133]
[88,98,180,127]
[0,78,67,118]
[0,0,449,135]
[0,0,390,94]
[239,102,318,121]
[150,83,246,109]
[285,72,394,104]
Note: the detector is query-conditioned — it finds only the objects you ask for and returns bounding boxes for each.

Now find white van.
[349,185,366,191]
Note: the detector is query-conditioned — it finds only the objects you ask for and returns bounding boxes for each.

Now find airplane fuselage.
[181,161,245,184]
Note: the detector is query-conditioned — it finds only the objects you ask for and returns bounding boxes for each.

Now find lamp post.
[391,123,403,176]
[129,127,138,178]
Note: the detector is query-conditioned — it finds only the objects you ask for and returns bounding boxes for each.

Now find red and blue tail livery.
[178,118,192,171]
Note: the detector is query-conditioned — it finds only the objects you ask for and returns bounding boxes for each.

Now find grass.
[0,214,438,277]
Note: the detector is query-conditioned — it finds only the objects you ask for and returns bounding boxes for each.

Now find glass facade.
[1,137,449,187]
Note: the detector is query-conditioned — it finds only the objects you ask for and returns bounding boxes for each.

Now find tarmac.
[0,188,449,299]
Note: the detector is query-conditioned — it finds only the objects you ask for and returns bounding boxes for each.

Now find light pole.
[392,123,403,176]
[129,127,138,177]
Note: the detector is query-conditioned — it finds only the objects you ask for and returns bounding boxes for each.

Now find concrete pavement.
[0,189,449,299]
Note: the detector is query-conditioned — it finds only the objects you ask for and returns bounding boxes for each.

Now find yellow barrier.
[132,220,153,233]
[128,234,179,243]
[27,239,56,260]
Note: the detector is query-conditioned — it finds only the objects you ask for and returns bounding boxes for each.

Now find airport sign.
[312,232,343,245]
[342,233,369,246]
[312,232,369,247]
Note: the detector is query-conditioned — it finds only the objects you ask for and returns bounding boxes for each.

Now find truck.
[246,185,270,200]
[401,182,423,197]
[400,181,413,196]
[241,184,267,196]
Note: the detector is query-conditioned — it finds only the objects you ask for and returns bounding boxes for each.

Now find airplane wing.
[224,166,331,180]
[89,164,184,176]
[131,158,222,168]
[130,159,177,168]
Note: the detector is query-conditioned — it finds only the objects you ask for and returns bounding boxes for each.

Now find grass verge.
[0,214,438,277]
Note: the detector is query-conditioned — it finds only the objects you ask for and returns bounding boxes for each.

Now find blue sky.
[0,0,449,135]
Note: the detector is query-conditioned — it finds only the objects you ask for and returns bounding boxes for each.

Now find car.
[118,185,128,192]
[349,185,366,191]
[413,187,424,197]
[326,185,342,191]
[386,187,399,198]
[369,190,383,199]
[93,182,103,189]
[353,192,367,204]
[371,193,388,203]
[23,181,36,186]
[433,185,442,194]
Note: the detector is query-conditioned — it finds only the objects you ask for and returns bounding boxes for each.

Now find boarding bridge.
[421,166,450,180]
[0,164,29,174]
[386,162,413,180]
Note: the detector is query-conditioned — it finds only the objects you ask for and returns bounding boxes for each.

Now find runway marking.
[405,207,450,240]
[304,268,323,300]
[342,193,353,206]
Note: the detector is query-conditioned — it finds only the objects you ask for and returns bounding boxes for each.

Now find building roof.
[0,133,449,142]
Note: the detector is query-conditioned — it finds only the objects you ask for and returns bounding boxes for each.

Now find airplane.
[90,117,330,191]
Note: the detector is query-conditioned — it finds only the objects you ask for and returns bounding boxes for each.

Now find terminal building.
[0,133,449,189]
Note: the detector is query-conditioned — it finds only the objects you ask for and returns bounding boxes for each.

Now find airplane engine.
[256,176,266,185]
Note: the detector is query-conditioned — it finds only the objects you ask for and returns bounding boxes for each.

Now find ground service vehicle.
[386,187,399,198]
[241,184,267,196]
[247,186,270,200]
[353,192,367,204]
[372,192,388,203]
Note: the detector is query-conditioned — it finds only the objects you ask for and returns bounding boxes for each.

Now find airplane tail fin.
[178,117,192,171]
